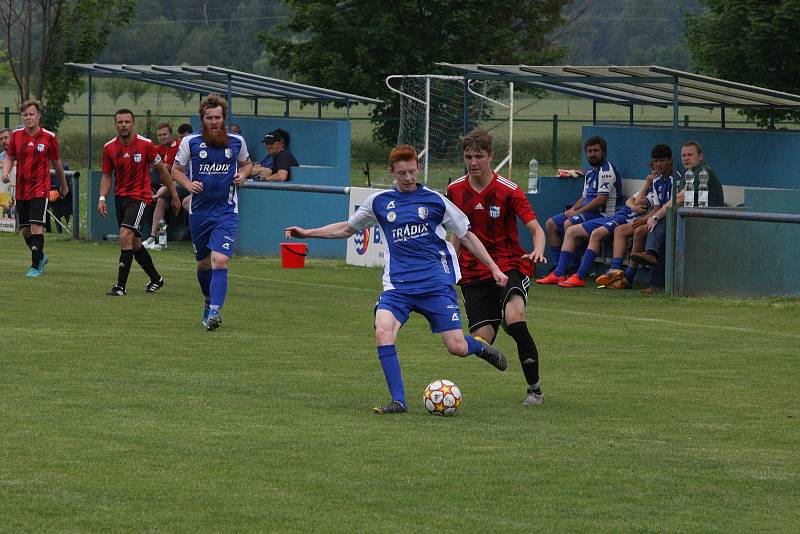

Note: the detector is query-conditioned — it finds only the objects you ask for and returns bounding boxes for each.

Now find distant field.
[1,233,799,531]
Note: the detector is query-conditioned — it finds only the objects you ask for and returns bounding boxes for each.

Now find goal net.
[386,75,513,186]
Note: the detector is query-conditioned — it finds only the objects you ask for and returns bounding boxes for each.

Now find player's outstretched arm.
[522,219,547,264]
[459,231,508,287]
[285,221,356,240]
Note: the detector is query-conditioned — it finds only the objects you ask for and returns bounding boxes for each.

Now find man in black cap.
[249,128,299,182]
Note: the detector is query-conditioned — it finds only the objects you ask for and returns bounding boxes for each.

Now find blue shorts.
[376,287,463,333]
[189,213,238,261]
[551,211,603,234]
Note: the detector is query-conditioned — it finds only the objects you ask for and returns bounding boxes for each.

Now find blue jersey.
[175,133,249,217]
[347,185,470,294]
[582,160,624,215]
[646,170,681,209]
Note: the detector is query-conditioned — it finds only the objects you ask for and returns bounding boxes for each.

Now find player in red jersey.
[98,109,178,296]
[1,100,68,277]
[447,128,548,405]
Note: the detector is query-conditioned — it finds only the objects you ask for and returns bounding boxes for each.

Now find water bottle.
[157,219,168,248]
[697,168,709,208]
[527,158,539,194]
[103,233,119,241]
[683,168,695,207]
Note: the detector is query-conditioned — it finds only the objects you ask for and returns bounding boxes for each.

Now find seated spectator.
[597,144,680,289]
[0,128,11,161]
[631,140,724,295]
[536,135,623,284]
[229,123,242,134]
[249,128,298,182]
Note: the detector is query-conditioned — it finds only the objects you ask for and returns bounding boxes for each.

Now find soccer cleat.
[145,277,164,293]
[38,254,49,273]
[596,268,623,287]
[202,303,211,328]
[535,271,566,285]
[205,308,222,331]
[523,386,545,406]
[558,273,585,287]
[474,336,508,371]
[106,285,126,296]
[372,400,408,415]
[607,278,630,290]
[630,251,658,266]
[25,267,43,278]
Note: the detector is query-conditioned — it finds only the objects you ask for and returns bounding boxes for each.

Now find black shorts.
[115,197,148,237]
[461,269,530,332]
[16,197,48,227]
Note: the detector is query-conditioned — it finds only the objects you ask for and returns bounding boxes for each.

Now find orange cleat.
[607,278,630,289]
[596,269,623,287]
[558,274,585,287]
[535,271,566,285]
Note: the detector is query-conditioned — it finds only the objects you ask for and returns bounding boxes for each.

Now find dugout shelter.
[439,64,800,297]
[67,63,380,258]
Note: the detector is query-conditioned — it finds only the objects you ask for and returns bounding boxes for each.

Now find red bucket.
[280,242,308,268]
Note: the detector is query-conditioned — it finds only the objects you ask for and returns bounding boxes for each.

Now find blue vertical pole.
[667,77,680,296]
[86,75,93,240]
[674,208,686,296]
[720,106,726,129]
[592,100,597,125]
[254,98,258,116]
[629,105,634,125]
[318,100,322,118]
[284,100,289,117]
[226,75,233,128]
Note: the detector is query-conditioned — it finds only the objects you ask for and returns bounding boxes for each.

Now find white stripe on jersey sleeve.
[174,134,198,167]
[230,133,250,162]
[347,190,382,230]
[436,189,470,238]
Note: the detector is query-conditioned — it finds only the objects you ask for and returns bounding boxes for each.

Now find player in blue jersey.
[285,145,510,415]
[537,136,623,284]
[171,94,252,330]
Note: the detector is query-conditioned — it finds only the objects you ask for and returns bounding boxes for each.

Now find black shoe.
[145,277,164,293]
[474,336,508,371]
[106,285,126,296]
[372,400,408,415]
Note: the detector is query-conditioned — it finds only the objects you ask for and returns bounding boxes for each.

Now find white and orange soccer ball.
[423,379,462,417]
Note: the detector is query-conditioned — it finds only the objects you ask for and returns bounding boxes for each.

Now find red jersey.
[446,172,537,284]
[6,127,60,200]
[102,134,162,203]
[158,139,179,167]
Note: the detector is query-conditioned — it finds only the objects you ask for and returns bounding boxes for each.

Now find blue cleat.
[202,303,211,328]
[38,254,48,273]
[25,267,43,278]
[205,308,222,331]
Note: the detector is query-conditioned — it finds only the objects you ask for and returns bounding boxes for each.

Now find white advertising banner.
[346,186,386,267]
[0,166,16,232]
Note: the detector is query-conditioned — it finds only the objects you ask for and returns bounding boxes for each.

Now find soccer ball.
[423,379,462,417]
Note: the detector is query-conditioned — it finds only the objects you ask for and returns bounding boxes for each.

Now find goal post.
[386,74,514,184]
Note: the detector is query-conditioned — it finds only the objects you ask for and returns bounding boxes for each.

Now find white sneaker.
[143,237,161,250]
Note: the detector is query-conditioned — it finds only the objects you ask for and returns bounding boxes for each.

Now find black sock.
[506,321,540,387]
[133,246,160,282]
[29,234,44,268]
[24,235,33,249]
[117,249,134,288]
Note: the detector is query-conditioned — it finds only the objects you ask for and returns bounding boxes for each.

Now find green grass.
[1,233,799,532]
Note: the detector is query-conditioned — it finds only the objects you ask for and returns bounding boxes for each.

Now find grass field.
[1,232,799,531]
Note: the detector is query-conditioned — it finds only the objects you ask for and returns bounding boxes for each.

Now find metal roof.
[438,64,800,109]
[67,63,382,105]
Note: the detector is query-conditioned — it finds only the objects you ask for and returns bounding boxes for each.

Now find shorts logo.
[354,227,370,255]
[489,206,500,218]
[133,153,142,163]
[386,200,395,209]
[199,150,208,159]
[417,207,428,220]
[451,313,459,322]
[225,148,232,159]
[387,211,396,222]
[221,242,231,250]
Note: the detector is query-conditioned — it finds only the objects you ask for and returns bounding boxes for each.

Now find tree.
[262,0,569,145]
[127,81,150,106]
[686,0,800,125]
[104,78,127,105]
[0,0,136,128]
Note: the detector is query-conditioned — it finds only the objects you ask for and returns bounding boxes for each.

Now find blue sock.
[573,245,587,269]
[377,345,405,405]
[610,257,624,270]
[555,251,574,277]
[464,335,484,356]
[210,268,228,309]
[624,266,637,284]
[576,249,597,279]
[549,245,561,264]
[197,269,212,304]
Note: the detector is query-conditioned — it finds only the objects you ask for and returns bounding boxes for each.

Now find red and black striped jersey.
[158,139,179,167]
[102,135,161,202]
[447,172,537,284]
[6,127,60,200]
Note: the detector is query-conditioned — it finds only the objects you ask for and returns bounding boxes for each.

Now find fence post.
[3,107,8,128]
[684,114,689,127]
[551,114,558,167]
[145,109,152,139]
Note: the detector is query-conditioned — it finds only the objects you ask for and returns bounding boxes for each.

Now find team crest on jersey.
[489,206,501,218]
[225,148,232,159]
[36,143,45,152]
[387,211,396,222]
[417,207,428,220]
[133,153,142,163]
[199,150,207,159]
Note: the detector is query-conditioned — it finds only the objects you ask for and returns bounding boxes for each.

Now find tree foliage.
[686,0,800,125]
[262,0,569,145]
[0,0,136,128]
